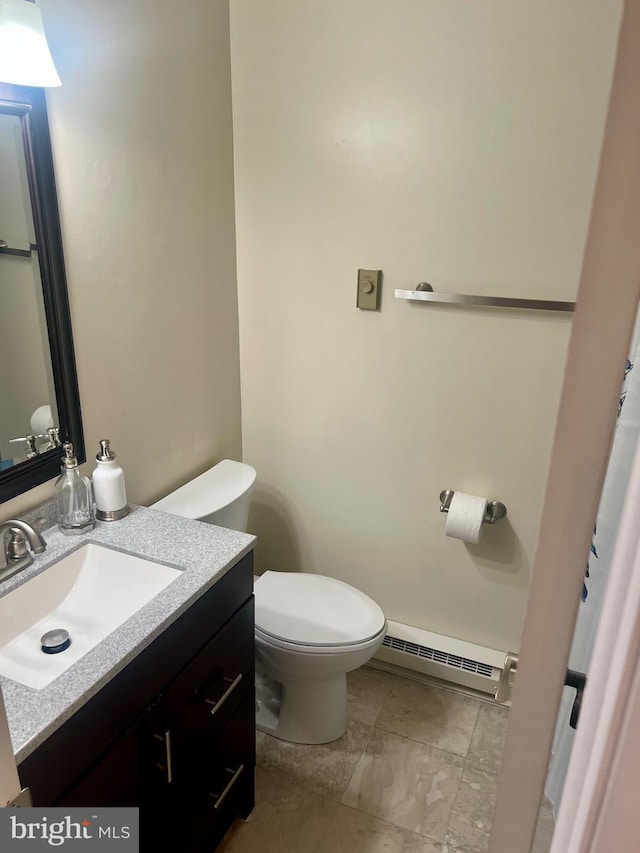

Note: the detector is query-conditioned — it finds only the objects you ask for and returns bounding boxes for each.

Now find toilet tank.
[151,459,257,532]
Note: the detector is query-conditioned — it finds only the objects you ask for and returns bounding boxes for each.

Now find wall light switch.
[357,269,381,310]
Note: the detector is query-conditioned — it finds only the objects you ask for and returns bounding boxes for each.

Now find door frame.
[490,2,640,850]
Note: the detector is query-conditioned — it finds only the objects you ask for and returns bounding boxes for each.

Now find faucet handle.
[6,529,28,562]
[0,519,46,581]
[47,427,62,447]
[9,434,41,459]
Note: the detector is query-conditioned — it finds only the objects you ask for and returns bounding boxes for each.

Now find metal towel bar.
[395,282,575,312]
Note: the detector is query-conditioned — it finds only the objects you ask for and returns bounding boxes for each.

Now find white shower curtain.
[545,308,640,814]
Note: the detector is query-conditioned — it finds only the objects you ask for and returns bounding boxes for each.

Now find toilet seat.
[255,624,387,655]
[254,571,386,648]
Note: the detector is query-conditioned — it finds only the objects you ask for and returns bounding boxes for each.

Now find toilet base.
[256,671,348,744]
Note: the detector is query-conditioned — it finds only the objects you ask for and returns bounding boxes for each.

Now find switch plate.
[357,269,381,310]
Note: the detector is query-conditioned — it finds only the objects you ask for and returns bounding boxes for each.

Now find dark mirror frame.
[0,83,84,503]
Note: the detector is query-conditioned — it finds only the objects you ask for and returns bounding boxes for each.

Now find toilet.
[151,459,386,744]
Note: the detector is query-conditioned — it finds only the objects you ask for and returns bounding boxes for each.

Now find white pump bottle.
[92,439,129,521]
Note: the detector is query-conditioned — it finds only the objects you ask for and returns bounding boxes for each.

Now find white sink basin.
[0,544,182,690]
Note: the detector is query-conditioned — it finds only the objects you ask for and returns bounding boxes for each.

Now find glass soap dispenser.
[54,442,95,535]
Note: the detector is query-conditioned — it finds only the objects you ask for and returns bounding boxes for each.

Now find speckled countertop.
[0,502,255,764]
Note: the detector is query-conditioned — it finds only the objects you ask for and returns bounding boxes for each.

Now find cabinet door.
[57,699,163,807]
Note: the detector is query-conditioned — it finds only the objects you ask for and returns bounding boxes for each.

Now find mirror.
[0,110,59,466]
[0,83,84,502]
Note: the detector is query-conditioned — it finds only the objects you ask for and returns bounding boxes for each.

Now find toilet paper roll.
[445,492,488,544]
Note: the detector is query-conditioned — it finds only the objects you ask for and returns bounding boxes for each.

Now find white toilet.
[151,459,386,744]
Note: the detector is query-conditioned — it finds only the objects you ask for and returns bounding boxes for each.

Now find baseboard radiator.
[373,619,507,698]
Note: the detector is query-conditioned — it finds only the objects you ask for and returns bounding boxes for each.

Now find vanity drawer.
[163,595,255,750]
[189,693,256,850]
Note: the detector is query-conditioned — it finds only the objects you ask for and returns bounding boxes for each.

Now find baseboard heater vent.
[374,620,505,697]
[381,635,494,678]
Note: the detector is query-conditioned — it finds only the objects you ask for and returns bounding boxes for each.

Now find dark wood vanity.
[17,553,255,851]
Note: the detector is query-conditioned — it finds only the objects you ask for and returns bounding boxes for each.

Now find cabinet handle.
[204,673,243,716]
[209,764,244,810]
[153,729,173,784]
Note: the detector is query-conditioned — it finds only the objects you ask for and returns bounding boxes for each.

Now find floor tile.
[444,761,498,853]
[257,718,374,801]
[341,727,464,840]
[466,702,509,772]
[317,804,443,853]
[377,679,482,757]
[218,769,337,853]
[347,666,397,726]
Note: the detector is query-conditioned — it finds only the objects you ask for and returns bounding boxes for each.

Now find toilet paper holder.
[439,490,507,525]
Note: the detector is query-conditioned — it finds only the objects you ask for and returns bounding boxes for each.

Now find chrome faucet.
[0,519,47,583]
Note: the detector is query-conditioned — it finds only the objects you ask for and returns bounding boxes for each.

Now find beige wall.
[230,0,622,651]
[0,0,242,519]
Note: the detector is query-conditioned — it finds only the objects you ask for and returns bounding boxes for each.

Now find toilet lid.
[254,571,386,647]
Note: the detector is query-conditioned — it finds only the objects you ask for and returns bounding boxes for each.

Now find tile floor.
[219,666,555,853]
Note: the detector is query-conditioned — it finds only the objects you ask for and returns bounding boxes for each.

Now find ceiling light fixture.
[0,0,61,87]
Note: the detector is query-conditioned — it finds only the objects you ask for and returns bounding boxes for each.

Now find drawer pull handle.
[209,764,244,810]
[153,729,173,784]
[204,673,243,716]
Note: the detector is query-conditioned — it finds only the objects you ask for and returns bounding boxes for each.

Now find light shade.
[0,0,61,87]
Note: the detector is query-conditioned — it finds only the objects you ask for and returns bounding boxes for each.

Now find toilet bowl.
[151,459,386,744]
[254,570,386,743]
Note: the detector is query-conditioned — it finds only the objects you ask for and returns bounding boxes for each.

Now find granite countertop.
[0,502,255,764]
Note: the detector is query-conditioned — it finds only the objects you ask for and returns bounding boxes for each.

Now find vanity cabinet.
[17,552,255,852]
